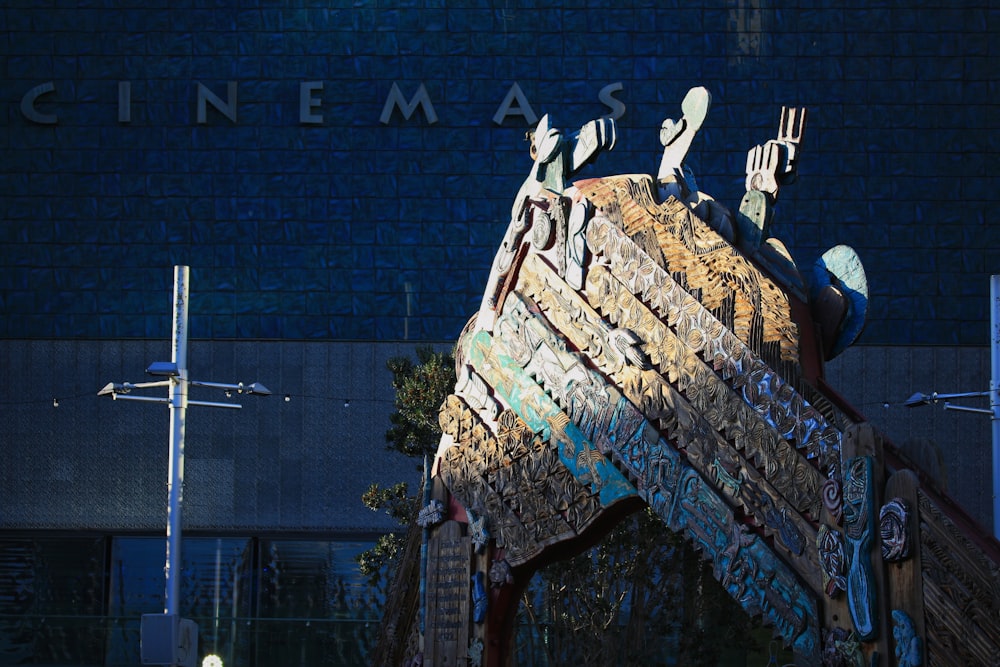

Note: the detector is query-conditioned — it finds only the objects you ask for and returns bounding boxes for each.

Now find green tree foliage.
[358,346,456,591]
[385,346,457,458]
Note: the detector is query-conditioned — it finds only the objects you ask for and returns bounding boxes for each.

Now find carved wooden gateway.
[391,89,1000,666]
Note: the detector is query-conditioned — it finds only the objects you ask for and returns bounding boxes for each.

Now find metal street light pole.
[98,265,269,666]
[165,264,189,618]
[905,274,1000,541]
[991,274,1000,540]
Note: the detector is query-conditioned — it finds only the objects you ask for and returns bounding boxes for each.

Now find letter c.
[21,82,58,124]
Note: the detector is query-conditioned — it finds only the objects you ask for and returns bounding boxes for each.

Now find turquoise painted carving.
[843,455,878,641]
[494,288,820,659]
[464,328,636,507]
[892,609,922,667]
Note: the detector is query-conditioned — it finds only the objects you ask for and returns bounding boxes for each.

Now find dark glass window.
[0,536,106,665]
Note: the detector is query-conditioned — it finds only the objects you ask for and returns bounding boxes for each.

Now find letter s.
[599,82,626,121]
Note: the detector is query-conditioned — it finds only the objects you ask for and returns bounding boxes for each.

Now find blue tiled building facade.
[2,0,997,345]
[1,1,998,665]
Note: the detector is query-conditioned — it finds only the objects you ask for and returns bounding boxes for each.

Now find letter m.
[379,82,438,125]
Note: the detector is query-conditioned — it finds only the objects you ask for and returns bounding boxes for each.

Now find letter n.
[379,83,438,125]
[197,81,238,124]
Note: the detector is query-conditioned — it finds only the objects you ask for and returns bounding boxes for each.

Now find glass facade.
[0,535,381,667]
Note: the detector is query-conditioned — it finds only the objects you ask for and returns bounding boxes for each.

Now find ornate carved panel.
[842,455,878,641]
[438,395,603,566]
[918,491,1000,666]
[576,174,800,366]
[585,213,841,475]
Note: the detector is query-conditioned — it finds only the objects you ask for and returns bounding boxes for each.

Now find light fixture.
[344,399,350,408]
[52,398,59,407]
[284,394,291,402]
[146,361,180,377]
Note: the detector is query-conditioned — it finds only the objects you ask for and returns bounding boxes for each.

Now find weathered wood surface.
[424,520,471,667]
[883,469,925,665]
[918,490,1000,666]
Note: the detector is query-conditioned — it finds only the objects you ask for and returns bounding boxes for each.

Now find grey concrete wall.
[0,340,434,533]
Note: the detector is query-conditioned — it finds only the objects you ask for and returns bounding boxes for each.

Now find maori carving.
[437,396,602,565]
[455,364,500,421]
[842,456,878,641]
[879,497,911,562]
[917,490,1000,666]
[891,609,922,667]
[490,287,820,656]
[463,327,636,506]
[577,174,800,366]
[467,511,489,554]
[822,477,843,523]
[822,627,864,667]
[565,198,590,290]
[416,499,445,528]
[657,86,711,185]
[503,276,820,577]
[471,571,487,623]
[488,559,512,587]
[468,639,483,667]
[477,114,615,331]
[417,86,1000,667]
[738,106,806,250]
[817,524,848,597]
[576,255,827,515]
[584,212,841,474]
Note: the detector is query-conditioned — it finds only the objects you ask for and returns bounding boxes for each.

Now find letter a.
[493,82,537,126]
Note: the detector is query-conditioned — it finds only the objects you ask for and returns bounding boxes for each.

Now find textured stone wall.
[1,0,997,344]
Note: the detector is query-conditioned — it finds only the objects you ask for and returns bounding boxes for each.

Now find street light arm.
[109,395,170,405]
[188,379,271,396]
[943,402,994,416]
[98,380,171,396]
[904,390,990,407]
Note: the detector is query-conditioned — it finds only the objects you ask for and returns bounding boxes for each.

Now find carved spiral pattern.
[879,498,910,561]
[821,478,843,523]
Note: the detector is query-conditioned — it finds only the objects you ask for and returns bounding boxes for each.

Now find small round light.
[202,655,223,667]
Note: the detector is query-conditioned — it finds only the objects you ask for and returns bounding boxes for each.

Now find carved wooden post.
[882,469,925,666]
[424,520,471,667]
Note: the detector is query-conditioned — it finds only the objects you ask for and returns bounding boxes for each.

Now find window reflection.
[0,535,381,667]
